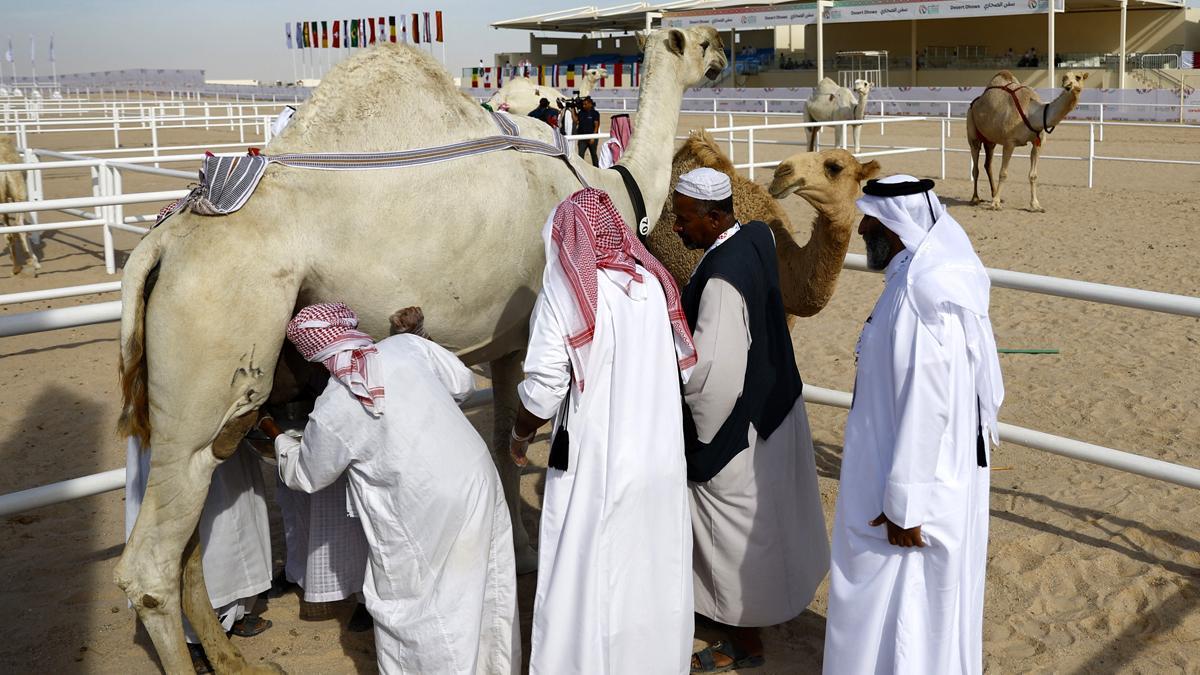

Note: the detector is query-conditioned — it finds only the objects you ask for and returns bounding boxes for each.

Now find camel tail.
[117,226,166,447]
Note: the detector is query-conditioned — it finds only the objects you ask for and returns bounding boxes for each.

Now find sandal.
[691,640,766,673]
[228,614,272,638]
[187,643,214,674]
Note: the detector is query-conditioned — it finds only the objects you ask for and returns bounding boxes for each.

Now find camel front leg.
[969,140,983,205]
[853,124,862,155]
[1028,144,1044,212]
[489,350,538,574]
[990,144,1015,210]
[806,127,819,152]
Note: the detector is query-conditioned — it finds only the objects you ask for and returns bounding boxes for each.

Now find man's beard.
[679,232,706,251]
[864,230,894,270]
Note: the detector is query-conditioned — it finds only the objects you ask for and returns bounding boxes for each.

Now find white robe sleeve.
[518,291,572,420]
[683,278,750,443]
[883,308,955,529]
[276,418,355,495]
[411,336,476,403]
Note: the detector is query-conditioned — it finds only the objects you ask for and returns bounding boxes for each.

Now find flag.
[389,16,397,43]
[301,22,309,48]
[471,69,479,88]
[295,22,302,50]
[321,21,328,48]
[342,20,349,48]
[423,12,431,45]
[553,64,559,87]
[49,34,54,63]
[285,23,292,49]
[567,67,575,88]
[412,14,420,44]
[350,18,358,47]
[436,11,444,42]
[614,60,622,87]
[361,19,368,46]
[401,19,408,43]
[537,66,545,86]
[378,17,387,44]
[368,18,376,45]
[332,20,340,48]
[484,67,492,89]
[633,62,640,87]
[5,37,12,64]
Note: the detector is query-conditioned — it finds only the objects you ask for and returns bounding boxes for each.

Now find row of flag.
[471,63,641,90]
[286,14,443,50]
[4,35,55,64]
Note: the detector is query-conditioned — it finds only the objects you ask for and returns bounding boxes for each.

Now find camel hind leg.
[490,350,538,574]
[969,138,984,205]
[990,144,1014,210]
[116,258,295,673]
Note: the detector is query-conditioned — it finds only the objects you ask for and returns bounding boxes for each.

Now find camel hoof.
[987,202,1002,211]
[516,545,538,576]
[11,265,22,276]
[970,196,982,206]
[1030,204,1045,213]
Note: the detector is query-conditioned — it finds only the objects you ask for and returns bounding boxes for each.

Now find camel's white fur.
[804,78,872,154]
[486,67,607,115]
[115,28,725,674]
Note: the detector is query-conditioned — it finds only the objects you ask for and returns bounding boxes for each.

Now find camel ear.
[1081,72,1089,81]
[636,31,650,52]
[858,160,882,182]
[665,29,686,56]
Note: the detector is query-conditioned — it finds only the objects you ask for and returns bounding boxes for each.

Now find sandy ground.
[0,108,1197,674]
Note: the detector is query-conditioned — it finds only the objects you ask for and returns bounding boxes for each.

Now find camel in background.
[967,70,1088,211]
[1,136,41,276]
[486,67,607,114]
[804,78,872,154]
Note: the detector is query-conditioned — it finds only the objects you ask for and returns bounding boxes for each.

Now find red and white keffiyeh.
[607,114,632,164]
[544,188,696,392]
[286,303,386,416]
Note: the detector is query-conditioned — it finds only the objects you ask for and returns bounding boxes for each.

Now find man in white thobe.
[825,175,1004,674]
[256,302,518,675]
[125,438,273,672]
[670,168,830,672]
[509,187,698,674]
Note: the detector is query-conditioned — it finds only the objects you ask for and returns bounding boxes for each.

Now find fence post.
[100,164,116,275]
[1088,123,1095,189]
[262,116,272,144]
[763,99,768,127]
[238,105,245,143]
[149,109,159,168]
[21,147,42,234]
[1099,103,1104,142]
[940,118,947,179]
[112,103,120,148]
[727,112,734,161]
[204,102,210,130]
[879,99,885,135]
[227,104,234,131]
[748,128,756,181]
[712,98,718,130]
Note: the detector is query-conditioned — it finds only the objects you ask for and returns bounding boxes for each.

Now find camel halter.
[156,111,588,225]
[969,83,1055,148]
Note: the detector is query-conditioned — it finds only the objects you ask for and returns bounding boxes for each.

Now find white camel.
[485,67,607,114]
[115,28,725,674]
[804,77,872,154]
[1,136,41,276]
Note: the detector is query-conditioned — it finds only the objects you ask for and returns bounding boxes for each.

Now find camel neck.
[618,50,685,229]
[1043,88,1080,128]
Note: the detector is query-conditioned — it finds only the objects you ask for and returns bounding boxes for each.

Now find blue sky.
[1,0,573,81]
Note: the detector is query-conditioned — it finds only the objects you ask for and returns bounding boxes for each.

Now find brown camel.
[1,135,42,276]
[646,130,880,317]
[966,70,1088,212]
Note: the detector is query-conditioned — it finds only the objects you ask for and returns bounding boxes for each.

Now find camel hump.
[813,78,842,95]
[266,43,503,155]
[989,71,1019,87]
[673,130,736,175]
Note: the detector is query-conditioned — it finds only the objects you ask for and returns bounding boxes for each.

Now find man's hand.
[509,429,532,467]
[870,512,925,548]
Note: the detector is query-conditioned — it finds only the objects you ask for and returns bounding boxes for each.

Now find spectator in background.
[528,98,559,129]
[575,96,601,167]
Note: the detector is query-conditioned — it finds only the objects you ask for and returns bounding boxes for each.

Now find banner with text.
[663,0,1065,30]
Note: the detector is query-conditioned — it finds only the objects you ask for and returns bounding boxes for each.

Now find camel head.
[854,79,872,98]
[638,26,728,85]
[768,149,881,208]
[579,67,608,96]
[1060,71,1088,94]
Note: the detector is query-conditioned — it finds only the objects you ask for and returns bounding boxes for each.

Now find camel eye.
[825,160,843,175]
[700,40,710,51]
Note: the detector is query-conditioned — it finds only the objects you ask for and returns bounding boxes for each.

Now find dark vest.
[681,221,804,482]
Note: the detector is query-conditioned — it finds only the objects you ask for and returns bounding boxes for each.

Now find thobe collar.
[696,221,741,269]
